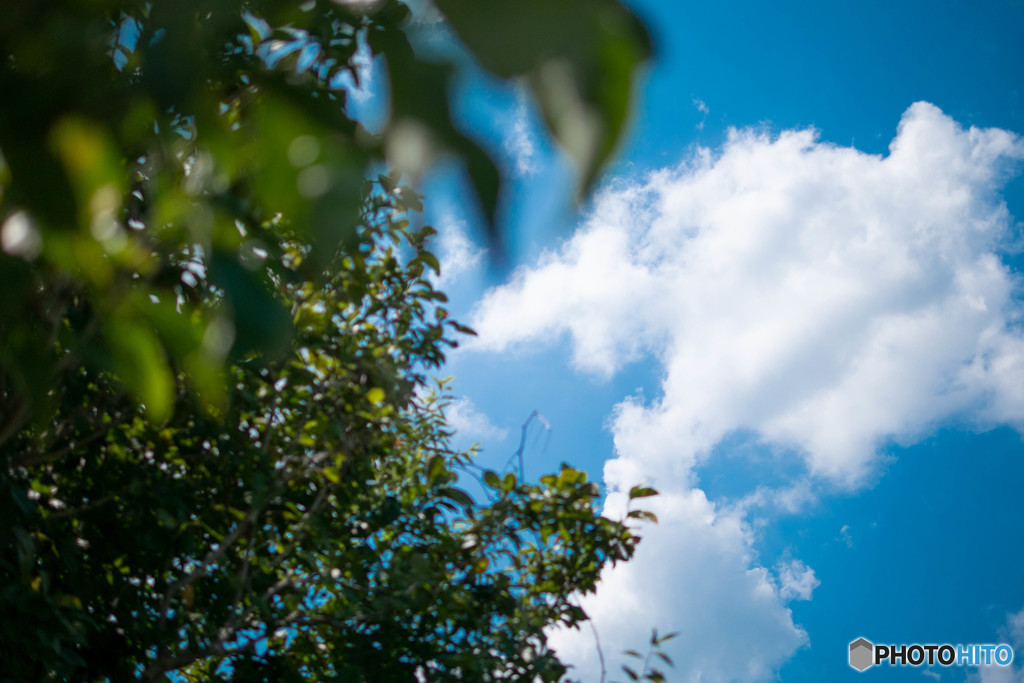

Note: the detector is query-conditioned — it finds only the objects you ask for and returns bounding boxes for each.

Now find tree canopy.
[0,1,656,680]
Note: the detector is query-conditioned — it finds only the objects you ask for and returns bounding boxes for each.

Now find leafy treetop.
[0,0,656,680]
[1,184,650,680]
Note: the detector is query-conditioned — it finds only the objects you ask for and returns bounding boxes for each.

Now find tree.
[0,0,655,680]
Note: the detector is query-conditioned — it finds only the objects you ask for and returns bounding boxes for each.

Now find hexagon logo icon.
[850,637,874,671]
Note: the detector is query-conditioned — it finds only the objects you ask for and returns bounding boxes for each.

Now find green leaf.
[434,0,651,194]
[627,510,658,524]
[103,315,175,423]
[419,251,441,275]
[628,485,658,500]
[450,321,477,336]
[427,455,447,484]
[456,135,502,249]
[386,55,505,247]
[483,470,501,489]
[208,252,292,360]
[438,487,475,508]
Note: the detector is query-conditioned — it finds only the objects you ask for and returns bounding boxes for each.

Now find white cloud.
[472,101,1024,486]
[776,559,820,601]
[970,606,1024,682]
[445,396,508,446]
[431,213,485,287]
[724,477,820,521]
[549,489,809,682]
[976,663,1024,683]
[694,98,710,130]
[470,102,1024,680]
[504,88,538,176]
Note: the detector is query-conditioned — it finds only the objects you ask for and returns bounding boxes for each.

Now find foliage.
[1,187,644,680]
[0,0,656,680]
[0,0,650,427]
[618,629,679,683]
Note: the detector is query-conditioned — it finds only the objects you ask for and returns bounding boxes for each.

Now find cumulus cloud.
[549,490,809,682]
[445,396,508,447]
[470,102,1024,679]
[472,101,1024,485]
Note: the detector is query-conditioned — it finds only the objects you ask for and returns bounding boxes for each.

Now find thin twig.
[15,425,112,468]
[588,616,608,683]
[45,493,116,520]
[506,410,550,480]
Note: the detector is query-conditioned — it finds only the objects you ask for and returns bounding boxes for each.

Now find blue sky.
[407,1,1024,680]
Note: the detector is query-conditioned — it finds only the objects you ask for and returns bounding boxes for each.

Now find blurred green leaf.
[434,0,652,193]
[208,252,291,359]
[629,485,658,500]
[439,486,475,508]
[103,314,175,423]
[628,509,659,524]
